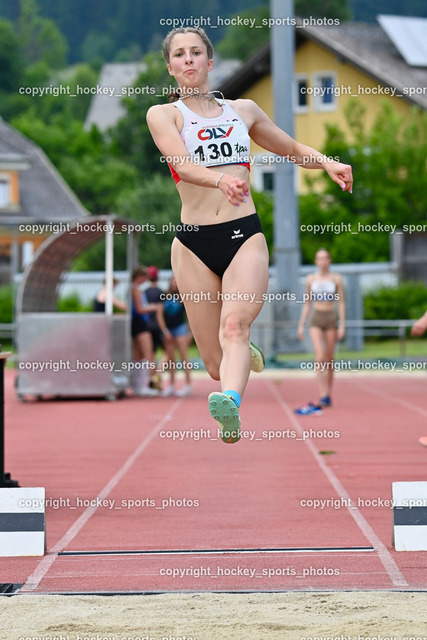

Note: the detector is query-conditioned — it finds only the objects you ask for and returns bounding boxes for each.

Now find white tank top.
[173,98,251,168]
[310,279,337,302]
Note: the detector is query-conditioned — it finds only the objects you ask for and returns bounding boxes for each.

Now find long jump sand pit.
[2,591,427,640]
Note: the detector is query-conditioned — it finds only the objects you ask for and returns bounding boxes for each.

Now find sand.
[2,591,427,640]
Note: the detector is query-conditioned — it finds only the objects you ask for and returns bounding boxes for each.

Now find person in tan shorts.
[296,249,345,415]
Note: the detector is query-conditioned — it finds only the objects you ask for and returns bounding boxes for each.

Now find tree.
[116,174,182,268]
[17,0,67,69]
[216,5,270,61]
[253,190,273,259]
[351,0,427,22]
[299,101,427,263]
[79,31,116,66]
[115,43,144,63]
[364,282,427,322]
[295,0,350,20]
[36,19,68,69]
[320,101,427,226]
[109,52,172,179]
[0,18,23,92]
[216,1,350,61]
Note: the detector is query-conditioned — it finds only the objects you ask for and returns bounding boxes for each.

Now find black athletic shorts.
[176,213,263,278]
[131,316,149,338]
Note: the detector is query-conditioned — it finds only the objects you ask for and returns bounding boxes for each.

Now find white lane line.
[354,379,427,418]
[266,380,408,588]
[20,398,183,592]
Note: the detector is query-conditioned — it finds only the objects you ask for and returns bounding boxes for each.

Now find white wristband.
[215,173,225,188]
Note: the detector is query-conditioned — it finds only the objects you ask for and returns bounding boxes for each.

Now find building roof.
[84,62,146,132]
[219,17,427,110]
[0,117,89,225]
[378,15,427,67]
[210,57,242,90]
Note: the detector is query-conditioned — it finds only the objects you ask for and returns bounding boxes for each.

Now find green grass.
[275,338,427,362]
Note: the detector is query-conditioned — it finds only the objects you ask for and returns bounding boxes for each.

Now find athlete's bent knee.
[221,313,250,344]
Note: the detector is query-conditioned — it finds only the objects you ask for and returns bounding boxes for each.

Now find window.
[262,172,274,192]
[313,72,337,112]
[0,177,10,208]
[294,75,308,113]
[251,154,275,192]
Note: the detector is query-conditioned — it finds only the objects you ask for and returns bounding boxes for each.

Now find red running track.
[1,370,427,593]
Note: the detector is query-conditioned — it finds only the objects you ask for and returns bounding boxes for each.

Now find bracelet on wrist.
[215,173,225,188]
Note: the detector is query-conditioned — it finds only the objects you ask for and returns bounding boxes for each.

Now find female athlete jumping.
[147,27,353,443]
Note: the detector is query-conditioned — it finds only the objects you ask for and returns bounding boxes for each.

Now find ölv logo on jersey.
[197,125,234,140]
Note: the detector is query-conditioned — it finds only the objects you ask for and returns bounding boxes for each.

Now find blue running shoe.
[294,402,323,416]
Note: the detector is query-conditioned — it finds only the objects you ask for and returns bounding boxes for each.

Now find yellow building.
[219,18,427,192]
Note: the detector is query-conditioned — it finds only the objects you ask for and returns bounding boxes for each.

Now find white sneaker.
[175,385,192,397]
[162,385,175,397]
[136,387,160,397]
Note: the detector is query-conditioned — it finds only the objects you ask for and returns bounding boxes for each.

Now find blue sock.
[224,390,241,407]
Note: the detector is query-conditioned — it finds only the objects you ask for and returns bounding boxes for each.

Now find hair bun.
[168,88,181,103]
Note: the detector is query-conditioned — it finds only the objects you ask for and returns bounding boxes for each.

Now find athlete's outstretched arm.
[243,100,353,193]
[147,104,247,206]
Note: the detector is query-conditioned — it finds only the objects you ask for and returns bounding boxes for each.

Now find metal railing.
[0,323,14,339]
[253,319,418,358]
[0,319,421,355]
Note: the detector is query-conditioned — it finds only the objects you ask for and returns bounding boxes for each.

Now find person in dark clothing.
[161,276,193,397]
[93,277,126,312]
[131,266,169,396]
[145,266,166,352]
[144,265,172,391]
